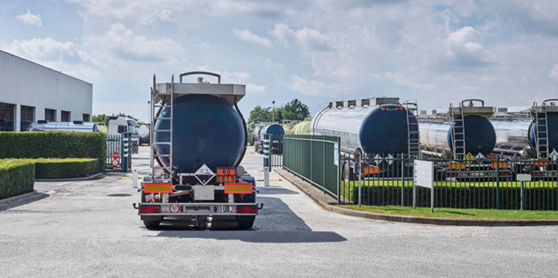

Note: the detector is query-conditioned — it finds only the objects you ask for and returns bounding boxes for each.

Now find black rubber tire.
[236,216,255,230]
[143,220,160,230]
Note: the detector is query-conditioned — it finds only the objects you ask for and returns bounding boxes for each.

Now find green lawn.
[341,205,558,220]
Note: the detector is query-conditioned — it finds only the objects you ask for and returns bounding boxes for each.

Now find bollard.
[132,169,138,189]
[263,136,270,187]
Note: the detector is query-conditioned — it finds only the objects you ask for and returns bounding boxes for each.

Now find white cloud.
[444,26,491,68]
[550,64,558,81]
[5,37,75,61]
[287,75,340,96]
[233,29,272,47]
[247,83,266,93]
[380,72,435,90]
[271,23,332,51]
[3,37,100,81]
[17,9,43,27]
[261,58,285,72]
[80,23,183,68]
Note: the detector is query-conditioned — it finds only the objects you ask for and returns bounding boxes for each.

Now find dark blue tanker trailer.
[419,99,497,159]
[254,122,285,154]
[135,71,260,230]
[311,97,419,178]
[312,97,419,157]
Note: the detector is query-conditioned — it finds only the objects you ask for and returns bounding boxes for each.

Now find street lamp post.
[272,100,276,122]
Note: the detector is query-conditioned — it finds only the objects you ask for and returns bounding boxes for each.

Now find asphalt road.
[1,146,558,277]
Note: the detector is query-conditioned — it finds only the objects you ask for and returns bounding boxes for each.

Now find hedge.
[0,132,106,172]
[30,158,99,179]
[0,160,35,199]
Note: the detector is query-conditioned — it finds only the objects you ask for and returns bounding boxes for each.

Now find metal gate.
[106,133,132,172]
[269,135,283,168]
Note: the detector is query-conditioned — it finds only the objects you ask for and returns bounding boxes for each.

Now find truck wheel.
[236,216,255,230]
[143,220,160,230]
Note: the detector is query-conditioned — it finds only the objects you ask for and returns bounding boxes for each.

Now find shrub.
[31,158,99,179]
[0,132,106,172]
[0,160,35,199]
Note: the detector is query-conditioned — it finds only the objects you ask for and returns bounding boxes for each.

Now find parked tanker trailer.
[491,99,558,159]
[254,122,285,154]
[134,71,260,229]
[312,97,419,157]
[311,97,419,178]
[418,99,497,159]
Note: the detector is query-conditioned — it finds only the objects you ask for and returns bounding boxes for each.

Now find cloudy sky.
[2,0,558,121]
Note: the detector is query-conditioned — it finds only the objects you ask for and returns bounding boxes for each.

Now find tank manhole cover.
[107,193,131,197]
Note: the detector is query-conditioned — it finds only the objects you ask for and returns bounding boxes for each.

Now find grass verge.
[341,205,558,220]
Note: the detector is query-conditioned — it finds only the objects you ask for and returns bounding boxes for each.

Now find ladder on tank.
[533,102,550,159]
[450,102,467,160]
[403,101,420,158]
[150,75,174,181]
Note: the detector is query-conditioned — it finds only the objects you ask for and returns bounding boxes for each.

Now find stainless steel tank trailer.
[491,99,558,160]
[133,71,261,230]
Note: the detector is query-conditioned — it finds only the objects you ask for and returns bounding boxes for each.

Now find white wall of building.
[0,50,92,131]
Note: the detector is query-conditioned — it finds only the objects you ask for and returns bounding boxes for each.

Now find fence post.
[520,181,525,210]
[401,154,405,206]
[336,137,340,204]
[496,156,500,209]
[356,151,362,207]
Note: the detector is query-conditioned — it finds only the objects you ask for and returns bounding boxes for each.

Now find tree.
[248,106,272,127]
[280,99,310,121]
[92,114,111,125]
[247,99,311,127]
[92,113,143,125]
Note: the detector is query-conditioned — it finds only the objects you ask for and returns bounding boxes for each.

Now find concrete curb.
[274,168,558,226]
[35,172,105,182]
[0,190,40,205]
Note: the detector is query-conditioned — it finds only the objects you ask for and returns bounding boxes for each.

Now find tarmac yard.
[1,147,558,277]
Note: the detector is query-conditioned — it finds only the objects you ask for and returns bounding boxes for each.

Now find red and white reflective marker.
[169,204,180,213]
[111,158,119,167]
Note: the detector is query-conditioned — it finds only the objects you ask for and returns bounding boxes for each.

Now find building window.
[83,113,90,122]
[20,105,35,131]
[61,111,71,122]
[45,108,56,121]
[0,102,15,131]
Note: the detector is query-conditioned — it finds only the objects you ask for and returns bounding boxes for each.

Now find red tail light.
[139,205,161,213]
[236,205,258,214]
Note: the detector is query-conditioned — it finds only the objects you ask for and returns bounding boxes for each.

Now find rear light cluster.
[139,205,161,213]
[236,205,258,214]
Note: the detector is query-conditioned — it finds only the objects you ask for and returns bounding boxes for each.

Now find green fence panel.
[340,154,558,210]
[282,135,340,200]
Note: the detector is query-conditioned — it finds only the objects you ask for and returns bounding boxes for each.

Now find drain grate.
[106,193,132,197]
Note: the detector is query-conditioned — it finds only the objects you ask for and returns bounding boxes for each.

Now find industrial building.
[0,50,92,131]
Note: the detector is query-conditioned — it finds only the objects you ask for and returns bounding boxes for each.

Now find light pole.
[272,100,276,122]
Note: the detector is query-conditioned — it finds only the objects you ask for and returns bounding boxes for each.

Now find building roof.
[0,49,92,86]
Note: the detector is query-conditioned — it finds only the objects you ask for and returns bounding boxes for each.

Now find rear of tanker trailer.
[134,71,261,229]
